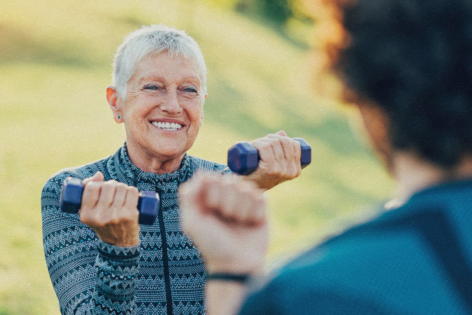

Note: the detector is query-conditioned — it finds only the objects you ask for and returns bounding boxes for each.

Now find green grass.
[0,0,393,313]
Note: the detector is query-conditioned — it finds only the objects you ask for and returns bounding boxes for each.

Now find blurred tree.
[256,0,293,25]
[235,0,250,13]
[209,0,295,27]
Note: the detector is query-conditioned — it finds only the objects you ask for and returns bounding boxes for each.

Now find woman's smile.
[150,118,186,132]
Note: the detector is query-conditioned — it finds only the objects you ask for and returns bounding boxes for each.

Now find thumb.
[83,171,104,185]
[276,130,288,137]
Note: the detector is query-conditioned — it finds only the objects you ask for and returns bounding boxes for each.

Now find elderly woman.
[41,25,302,315]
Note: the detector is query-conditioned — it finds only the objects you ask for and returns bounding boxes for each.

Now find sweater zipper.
[158,199,173,315]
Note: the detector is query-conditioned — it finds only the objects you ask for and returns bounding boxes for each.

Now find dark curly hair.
[318,0,472,168]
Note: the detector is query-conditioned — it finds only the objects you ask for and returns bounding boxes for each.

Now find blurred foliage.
[0,0,392,314]
[254,0,293,25]
[202,0,313,47]
[205,0,301,25]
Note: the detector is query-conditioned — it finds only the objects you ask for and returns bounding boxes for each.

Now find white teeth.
[152,121,182,131]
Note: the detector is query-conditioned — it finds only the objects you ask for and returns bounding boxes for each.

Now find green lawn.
[0,1,392,313]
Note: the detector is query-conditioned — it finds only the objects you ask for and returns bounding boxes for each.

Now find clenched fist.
[180,174,268,274]
[244,130,302,190]
[79,172,140,247]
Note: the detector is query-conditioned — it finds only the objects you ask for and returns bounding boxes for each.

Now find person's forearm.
[91,240,140,314]
[42,174,140,314]
[206,281,247,315]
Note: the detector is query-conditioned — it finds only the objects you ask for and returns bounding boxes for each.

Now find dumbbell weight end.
[59,177,159,225]
[227,142,259,175]
[227,138,312,175]
[292,138,312,169]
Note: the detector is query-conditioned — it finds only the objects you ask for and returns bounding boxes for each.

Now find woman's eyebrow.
[138,75,200,85]
[138,76,166,84]
[180,76,201,85]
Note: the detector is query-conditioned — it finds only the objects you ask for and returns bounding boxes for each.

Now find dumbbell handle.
[59,177,159,225]
[227,137,312,175]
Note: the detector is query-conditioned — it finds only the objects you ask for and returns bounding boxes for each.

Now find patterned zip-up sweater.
[41,145,229,315]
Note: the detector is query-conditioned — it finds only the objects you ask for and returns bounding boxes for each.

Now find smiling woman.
[40,24,303,315]
[108,51,205,174]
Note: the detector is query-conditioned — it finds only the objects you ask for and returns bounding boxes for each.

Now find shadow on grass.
[205,73,367,158]
[0,308,14,315]
[0,23,97,68]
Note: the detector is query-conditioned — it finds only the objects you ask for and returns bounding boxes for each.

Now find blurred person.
[180,0,472,314]
[41,25,303,315]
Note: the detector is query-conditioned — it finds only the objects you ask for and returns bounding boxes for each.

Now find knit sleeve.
[189,155,232,176]
[41,172,140,315]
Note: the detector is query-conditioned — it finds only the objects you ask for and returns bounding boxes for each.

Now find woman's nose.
[160,89,182,115]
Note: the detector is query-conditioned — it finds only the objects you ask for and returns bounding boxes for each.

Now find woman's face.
[117,51,205,163]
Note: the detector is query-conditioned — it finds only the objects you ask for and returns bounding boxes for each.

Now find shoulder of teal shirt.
[239,179,472,315]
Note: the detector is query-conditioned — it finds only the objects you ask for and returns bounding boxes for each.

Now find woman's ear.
[106,86,123,123]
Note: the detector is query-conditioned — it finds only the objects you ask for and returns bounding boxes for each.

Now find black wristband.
[206,272,250,283]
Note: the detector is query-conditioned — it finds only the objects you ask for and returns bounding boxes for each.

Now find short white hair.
[113,24,207,99]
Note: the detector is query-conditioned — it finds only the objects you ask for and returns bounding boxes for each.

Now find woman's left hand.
[243,130,302,190]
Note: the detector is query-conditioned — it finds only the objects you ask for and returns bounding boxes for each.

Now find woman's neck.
[392,152,472,204]
[126,142,185,175]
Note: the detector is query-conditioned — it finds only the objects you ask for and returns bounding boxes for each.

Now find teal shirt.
[240,180,472,314]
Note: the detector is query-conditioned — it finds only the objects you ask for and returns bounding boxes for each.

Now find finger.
[277,136,297,178]
[180,175,208,233]
[234,180,260,224]
[275,130,288,137]
[80,181,101,224]
[111,183,128,208]
[263,134,293,164]
[183,173,213,213]
[264,135,287,176]
[115,186,139,225]
[83,171,104,186]
[222,178,257,223]
[291,140,302,177]
[278,135,296,164]
[223,179,265,225]
[251,138,276,166]
[210,178,239,222]
[292,140,301,162]
[97,180,117,209]
[180,174,204,211]
[268,136,286,165]
[179,182,196,231]
[251,193,267,225]
[205,176,221,212]
[82,181,101,210]
[123,186,139,211]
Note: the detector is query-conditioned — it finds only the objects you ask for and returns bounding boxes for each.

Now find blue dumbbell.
[59,177,160,225]
[227,138,311,175]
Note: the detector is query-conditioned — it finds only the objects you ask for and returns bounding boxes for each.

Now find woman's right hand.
[79,172,141,247]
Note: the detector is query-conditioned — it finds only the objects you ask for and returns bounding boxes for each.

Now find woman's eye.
[184,87,198,93]
[144,85,159,90]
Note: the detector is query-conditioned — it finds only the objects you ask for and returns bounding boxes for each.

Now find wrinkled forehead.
[132,51,202,85]
[130,50,205,87]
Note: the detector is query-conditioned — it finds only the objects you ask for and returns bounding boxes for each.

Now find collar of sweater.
[117,142,194,187]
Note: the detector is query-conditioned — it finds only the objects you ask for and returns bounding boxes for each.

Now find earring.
[118,115,121,119]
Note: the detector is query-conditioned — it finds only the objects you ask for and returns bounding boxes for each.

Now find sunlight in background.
[0,0,392,313]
